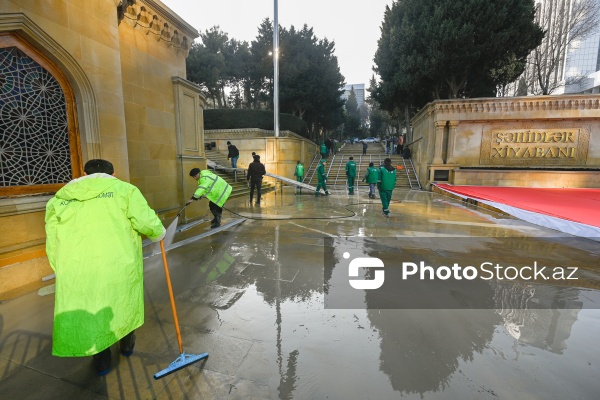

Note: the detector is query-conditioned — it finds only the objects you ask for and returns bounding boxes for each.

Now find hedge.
[204,109,308,138]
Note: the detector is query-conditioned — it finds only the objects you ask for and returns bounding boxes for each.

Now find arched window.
[0,33,81,196]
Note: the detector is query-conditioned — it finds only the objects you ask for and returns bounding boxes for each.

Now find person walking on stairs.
[227,141,239,169]
[345,156,357,195]
[320,141,328,159]
[315,159,330,197]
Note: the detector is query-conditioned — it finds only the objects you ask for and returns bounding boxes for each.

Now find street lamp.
[273,0,279,138]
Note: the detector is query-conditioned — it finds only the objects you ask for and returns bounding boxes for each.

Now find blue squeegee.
[154,234,209,379]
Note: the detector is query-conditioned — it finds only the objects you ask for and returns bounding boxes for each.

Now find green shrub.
[204,109,308,138]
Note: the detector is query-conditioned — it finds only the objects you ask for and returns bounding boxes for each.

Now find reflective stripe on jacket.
[193,170,232,207]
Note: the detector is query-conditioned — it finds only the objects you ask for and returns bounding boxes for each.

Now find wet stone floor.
[1,188,599,399]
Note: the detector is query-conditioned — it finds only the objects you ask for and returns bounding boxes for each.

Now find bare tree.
[527,0,600,95]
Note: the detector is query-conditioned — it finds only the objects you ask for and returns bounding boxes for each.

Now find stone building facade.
[411,95,600,188]
[0,0,205,296]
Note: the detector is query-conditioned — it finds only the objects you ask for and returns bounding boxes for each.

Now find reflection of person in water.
[336,238,500,395]
[368,308,499,395]
[493,281,582,354]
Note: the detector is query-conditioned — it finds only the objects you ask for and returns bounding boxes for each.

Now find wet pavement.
[1,188,599,399]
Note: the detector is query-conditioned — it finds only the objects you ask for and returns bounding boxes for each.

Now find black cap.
[189,167,201,177]
[227,141,231,145]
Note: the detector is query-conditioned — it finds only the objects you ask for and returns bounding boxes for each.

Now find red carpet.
[435,184,600,234]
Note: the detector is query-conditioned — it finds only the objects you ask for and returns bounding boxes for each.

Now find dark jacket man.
[247,155,266,204]
[227,141,240,168]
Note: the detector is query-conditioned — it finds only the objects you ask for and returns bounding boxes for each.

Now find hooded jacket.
[45,173,165,356]
[317,162,327,182]
[378,163,397,191]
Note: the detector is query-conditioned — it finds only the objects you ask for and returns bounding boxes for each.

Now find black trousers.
[250,179,262,203]
[209,201,222,215]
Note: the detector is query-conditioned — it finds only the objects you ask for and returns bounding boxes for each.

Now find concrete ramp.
[207,159,317,192]
[264,172,316,192]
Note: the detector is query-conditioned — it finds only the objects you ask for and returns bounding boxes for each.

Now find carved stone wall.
[117,0,194,54]
[411,95,600,188]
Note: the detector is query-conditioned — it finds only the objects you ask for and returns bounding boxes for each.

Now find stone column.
[446,120,459,164]
[432,120,446,164]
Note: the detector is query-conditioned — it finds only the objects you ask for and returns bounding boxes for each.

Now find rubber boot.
[92,348,112,376]
[210,210,218,227]
[120,332,136,357]
[212,213,221,229]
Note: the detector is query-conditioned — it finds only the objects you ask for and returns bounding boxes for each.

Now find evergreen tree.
[373,0,543,111]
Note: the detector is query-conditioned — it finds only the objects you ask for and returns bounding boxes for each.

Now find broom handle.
[160,240,184,354]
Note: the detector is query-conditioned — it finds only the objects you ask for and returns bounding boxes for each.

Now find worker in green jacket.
[362,162,379,199]
[345,156,357,195]
[315,158,330,197]
[294,160,304,195]
[320,141,327,159]
[45,159,166,376]
[377,158,397,217]
[187,167,232,228]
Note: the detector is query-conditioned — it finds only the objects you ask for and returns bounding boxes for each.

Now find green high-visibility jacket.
[317,163,327,182]
[295,164,305,178]
[364,166,379,183]
[192,170,232,207]
[320,144,327,154]
[45,174,165,357]
[378,165,397,191]
[345,161,357,177]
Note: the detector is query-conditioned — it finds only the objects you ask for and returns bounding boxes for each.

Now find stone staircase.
[204,149,276,199]
[303,142,421,189]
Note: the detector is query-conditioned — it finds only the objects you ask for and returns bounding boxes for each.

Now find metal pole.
[273,0,280,138]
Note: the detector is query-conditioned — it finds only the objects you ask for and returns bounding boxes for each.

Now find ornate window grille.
[0,34,81,196]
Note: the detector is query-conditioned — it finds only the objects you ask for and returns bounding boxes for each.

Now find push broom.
[154,208,208,379]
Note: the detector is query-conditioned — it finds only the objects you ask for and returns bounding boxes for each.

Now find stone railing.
[412,94,600,125]
[435,96,600,114]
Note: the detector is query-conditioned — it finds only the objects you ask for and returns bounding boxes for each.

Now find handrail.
[401,157,414,189]
[405,137,423,147]
[409,158,422,189]
[333,155,344,185]
[306,152,321,184]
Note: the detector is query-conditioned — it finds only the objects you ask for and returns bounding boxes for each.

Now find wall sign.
[480,127,589,166]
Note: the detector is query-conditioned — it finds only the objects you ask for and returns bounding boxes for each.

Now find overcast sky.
[162,0,394,87]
